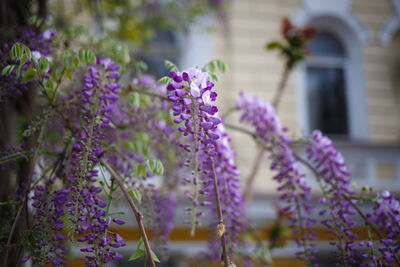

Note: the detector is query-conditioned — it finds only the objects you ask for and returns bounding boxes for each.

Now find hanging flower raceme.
[28,184,69,266]
[151,189,177,256]
[306,130,360,264]
[61,57,124,266]
[237,93,316,263]
[166,68,246,261]
[167,67,221,227]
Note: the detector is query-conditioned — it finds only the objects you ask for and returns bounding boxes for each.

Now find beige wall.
[353,0,400,142]
[213,0,400,195]
[214,0,301,195]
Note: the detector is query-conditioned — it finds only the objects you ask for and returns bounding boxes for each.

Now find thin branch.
[366,224,378,267]
[3,125,45,267]
[224,123,257,138]
[242,65,291,204]
[209,157,229,267]
[3,201,24,267]
[315,175,349,266]
[223,123,268,204]
[127,86,169,101]
[294,194,312,267]
[101,161,156,267]
[0,150,35,165]
[242,149,264,203]
[271,65,291,109]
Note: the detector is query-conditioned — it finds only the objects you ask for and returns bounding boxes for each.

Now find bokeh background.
[2,0,400,266]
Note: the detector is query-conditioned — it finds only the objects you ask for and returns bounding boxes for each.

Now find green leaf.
[78,50,85,63]
[38,57,49,73]
[124,141,134,151]
[210,73,218,82]
[44,78,55,92]
[130,92,140,108]
[146,158,164,176]
[10,43,23,61]
[129,188,142,204]
[158,76,172,84]
[78,49,95,65]
[266,41,283,50]
[22,69,37,83]
[133,163,146,178]
[16,65,23,78]
[129,248,144,261]
[140,95,152,107]
[63,55,74,68]
[164,60,178,72]
[73,57,79,70]
[216,60,227,73]
[136,61,148,71]
[143,146,151,158]
[151,250,161,263]
[1,65,15,76]
[208,61,215,72]
[85,50,96,65]
[65,68,73,81]
[19,54,28,68]
[23,46,32,61]
[137,237,144,249]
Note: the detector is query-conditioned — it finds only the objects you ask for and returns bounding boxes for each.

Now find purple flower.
[167,68,246,260]
[237,93,316,262]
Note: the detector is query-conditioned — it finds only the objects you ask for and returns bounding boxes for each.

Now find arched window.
[294,4,369,140]
[305,31,349,136]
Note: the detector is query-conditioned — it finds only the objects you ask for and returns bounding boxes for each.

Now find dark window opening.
[307,67,348,135]
[306,31,348,137]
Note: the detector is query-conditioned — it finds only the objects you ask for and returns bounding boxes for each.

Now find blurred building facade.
[180,0,400,265]
[68,0,400,266]
[208,0,400,196]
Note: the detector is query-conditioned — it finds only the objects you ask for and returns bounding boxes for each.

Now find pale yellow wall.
[352,0,400,143]
[214,0,302,195]
[213,0,400,195]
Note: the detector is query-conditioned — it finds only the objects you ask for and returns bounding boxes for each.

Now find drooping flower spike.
[237,93,316,263]
[167,68,246,262]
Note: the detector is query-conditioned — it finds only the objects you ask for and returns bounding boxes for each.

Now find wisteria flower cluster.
[167,68,245,263]
[29,186,69,265]
[2,20,400,267]
[306,130,359,264]
[65,57,125,266]
[23,56,126,266]
[167,67,221,225]
[235,94,400,266]
[237,93,316,263]
[102,73,185,258]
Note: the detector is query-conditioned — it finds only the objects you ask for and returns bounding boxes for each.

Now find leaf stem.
[3,124,45,267]
[315,177,348,266]
[209,157,229,267]
[128,86,169,101]
[242,65,291,205]
[102,161,156,267]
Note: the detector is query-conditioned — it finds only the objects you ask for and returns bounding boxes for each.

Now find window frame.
[295,16,369,141]
[304,32,351,137]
